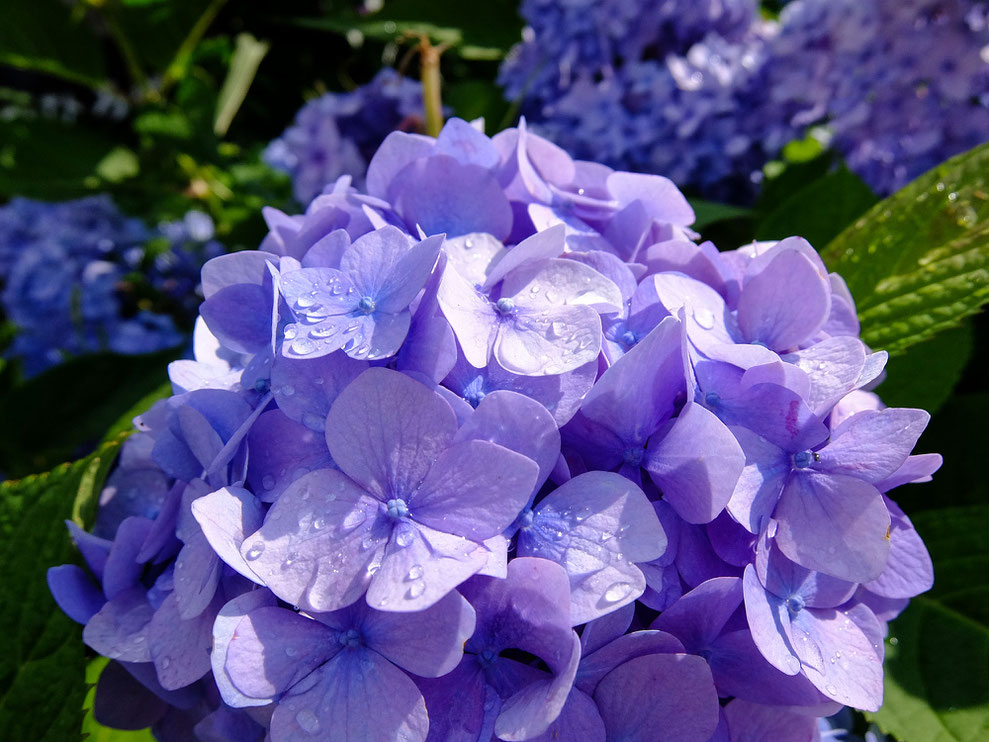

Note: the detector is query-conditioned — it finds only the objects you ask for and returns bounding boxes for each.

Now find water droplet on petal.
[395,528,414,548]
[261,475,276,490]
[604,582,632,602]
[283,325,298,340]
[302,412,324,431]
[407,564,424,580]
[311,518,326,531]
[311,325,337,338]
[408,581,426,598]
[280,384,296,397]
[825,684,838,696]
[292,337,317,355]
[339,510,366,532]
[693,308,715,329]
[160,657,171,669]
[245,543,265,560]
[295,709,320,734]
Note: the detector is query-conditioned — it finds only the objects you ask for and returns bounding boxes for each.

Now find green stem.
[160,0,228,96]
[419,38,446,138]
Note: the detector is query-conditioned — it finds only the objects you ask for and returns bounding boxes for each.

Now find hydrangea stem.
[418,37,448,138]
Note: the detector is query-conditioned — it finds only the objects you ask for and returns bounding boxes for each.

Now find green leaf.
[689,199,753,232]
[95,146,141,183]
[0,437,126,741]
[214,33,270,136]
[870,506,989,742]
[0,0,106,87]
[288,0,523,60]
[875,321,974,414]
[0,348,179,479]
[821,142,989,355]
[755,166,878,247]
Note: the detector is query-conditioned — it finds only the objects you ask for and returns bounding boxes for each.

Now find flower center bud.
[621,330,638,347]
[254,377,270,394]
[785,595,805,615]
[478,648,498,668]
[357,296,376,315]
[704,391,721,407]
[495,297,516,315]
[338,628,362,649]
[518,508,534,529]
[622,447,644,467]
[387,498,409,520]
[792,450,819,469]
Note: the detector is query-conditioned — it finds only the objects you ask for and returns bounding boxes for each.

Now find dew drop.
[285,646,298,658]
[604,582,632,602]
[311,518,326,531]
[261,475,276,490]
[295,709,320,734]
[160,657,171,669]
[395,528,415,548]
[292,337,317,355]
[280,384,296,397]
[407,564,424,580]
[825,684,838,696]
[302,412,324,431]
[283,325,298,340]
[408,581,426,598]
[245,543,265,560]
[340,510,367,532]
[295,295,316,309]
[784,656,800,673]
[549,321,566,338]
[311,325,337,338]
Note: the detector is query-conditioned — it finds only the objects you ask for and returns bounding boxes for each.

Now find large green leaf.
[0,437,126,741]
[821,142,989,355]
[0,0,106,87]
[0,348,178,479]
[871,506,989,742]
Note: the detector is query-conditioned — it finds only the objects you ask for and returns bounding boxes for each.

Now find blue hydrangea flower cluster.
[1,197,221,376]
[50,119,938,741]
[500,0,989,201]
[264,69,426,206]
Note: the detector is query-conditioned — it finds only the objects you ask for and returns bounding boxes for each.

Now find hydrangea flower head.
[50,118,938,741]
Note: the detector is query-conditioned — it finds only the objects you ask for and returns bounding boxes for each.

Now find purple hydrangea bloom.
[51,118,938,741]
[265,69,426,205]
[501,0,989,202]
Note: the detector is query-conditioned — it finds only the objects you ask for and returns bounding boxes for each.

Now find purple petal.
[575,630,685,695]
[83,586,153,662]
[393,155,513,240]
[495,305,602,376]
[192,486,265,585]
[93,660,168,730]
[270,352,367,431]
[417,658,490,742]
[366,522,490,612]
[271,651,429,742]
[652,577,743,650]
[483,225,565,289]
[454,389,561,489]
[782,337,867,415]
[495,631,582,741]
[201,250,278,298]
[790,607,884,710]
[863,497,934,599]
[436,265,499,368]
[211,589,277,708]
[726,427,789,533]
[742,566,800,676]
[173,532,221,619]
[580,602,635,655]
[594,654,720,742]
[434,117,500,167]
[102,516,154,599]
[412,439,537,540]
[226,605,336,700]
[645,403,743,524]
[362,589,476,677]
[519,471,665,624]
[324,368,458,498]
[816,408,931,484]
[47,565,103,624]
[876,453,942,492]
[526,687,606,742]
[462,557,574,664]
[503,256,623,315]
[200,283,273,354]
[737,248,831,351]
[579,315,683,440]
[366,130,435,198]
[775,472,891,583]
[148,591,218,690]
[246,410,334,502]
[605,171,695,226]
[242,468,384,612]
[723,699,819,742]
